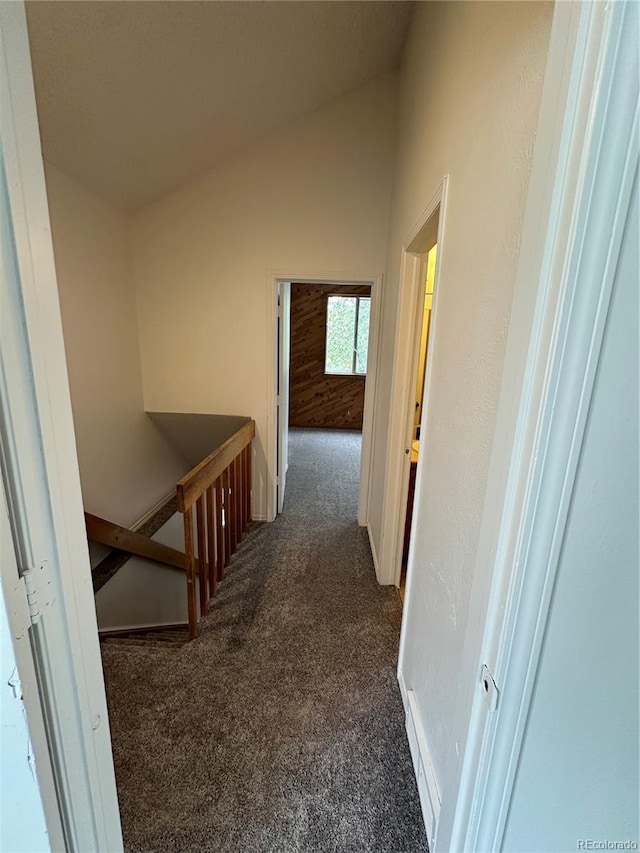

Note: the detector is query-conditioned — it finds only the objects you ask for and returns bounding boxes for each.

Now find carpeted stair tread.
[100,627,188,649]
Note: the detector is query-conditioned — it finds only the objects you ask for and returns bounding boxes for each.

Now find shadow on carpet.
[101,428,428,852]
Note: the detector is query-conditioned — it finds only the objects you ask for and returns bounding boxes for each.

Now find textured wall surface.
[289,283,371,430]
[46,165,188,527]
[368,2,554,846]
[131,75,396,519]
[27,3,411,209]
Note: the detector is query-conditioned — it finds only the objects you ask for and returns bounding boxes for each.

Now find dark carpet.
[101,428,428,853]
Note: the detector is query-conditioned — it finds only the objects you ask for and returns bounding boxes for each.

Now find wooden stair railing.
[177,419,255,639]
[85,512,189,572]
[86,418,256,642]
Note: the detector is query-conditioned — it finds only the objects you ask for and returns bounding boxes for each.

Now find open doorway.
[283,282,372,517]
[400,243,437,599]
[289,283,372,430]
[377,176,447,590]
[270,275,381,525]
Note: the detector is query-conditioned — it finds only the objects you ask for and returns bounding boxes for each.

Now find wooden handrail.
[176,419,255,512]
[88,418,255,644]
[85,513,188,573]
[177,418,255,639]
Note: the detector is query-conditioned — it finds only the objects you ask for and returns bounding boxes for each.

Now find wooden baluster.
[244,444,251,526]
[215,476,225,580]
[196,496,207,618]
[241,447,248,535]
[234,454,241,544]
[235,454,242,543]
[223,465,232,568]
[244,447,249,533]
[206,485,216,601]
[246,444,252,523]
[183,507,198,640]
[237,449,244,538]
[230,457,238,557]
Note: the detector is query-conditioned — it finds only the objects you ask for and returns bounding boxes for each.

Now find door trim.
[276,281,291,514]
[448,2,638,849]
[378,177,449,587]
[0,4,123,848]
[266,270,383,525]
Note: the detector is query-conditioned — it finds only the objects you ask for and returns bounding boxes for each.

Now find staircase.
[100,625,189,649]
[87,417,256,642]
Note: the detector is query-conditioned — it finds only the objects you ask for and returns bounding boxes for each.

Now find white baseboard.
[399,676,442,851]
[132,490,175,531]
[367,523,381,580]
[398,668,409,714]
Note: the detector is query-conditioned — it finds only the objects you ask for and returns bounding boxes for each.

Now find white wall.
[45,165,188,528]
[1,588,49,852]
[94,512,189,630]
[130,74,397,519]
[382,0,553,840]
[503,176,639,853]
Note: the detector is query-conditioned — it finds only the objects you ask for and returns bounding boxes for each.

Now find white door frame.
[378,177,449,587]
[276,280,291,514]
[1,485,56,851]
[266,270,383,525]
[0,4,123,849]
[446,2,638,849]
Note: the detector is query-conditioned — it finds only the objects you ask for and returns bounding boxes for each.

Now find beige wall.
[130,74,397,518]
[370,1,553,844]
[46,4,553,826]
[46,165,188,528]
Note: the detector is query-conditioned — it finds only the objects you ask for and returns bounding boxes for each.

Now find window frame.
[324,293,370,377]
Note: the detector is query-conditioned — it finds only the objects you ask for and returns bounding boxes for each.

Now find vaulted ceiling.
[26,1,413,210]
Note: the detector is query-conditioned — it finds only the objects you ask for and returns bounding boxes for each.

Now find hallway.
[101,428,427,852]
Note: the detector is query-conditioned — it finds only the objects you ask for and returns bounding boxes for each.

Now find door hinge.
[12,563,53,640]
[22,566,41,623]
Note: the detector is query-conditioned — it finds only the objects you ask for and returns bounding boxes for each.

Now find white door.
[276,281,291,513]
[0,4,123,849]
[1,481,58,852]
[447,3,639,849]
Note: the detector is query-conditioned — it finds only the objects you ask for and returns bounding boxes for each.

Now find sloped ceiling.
[26,1,413,210]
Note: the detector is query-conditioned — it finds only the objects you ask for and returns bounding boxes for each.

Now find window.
[325,295,371,375]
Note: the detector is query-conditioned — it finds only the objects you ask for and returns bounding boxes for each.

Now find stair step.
[100,626,188,648]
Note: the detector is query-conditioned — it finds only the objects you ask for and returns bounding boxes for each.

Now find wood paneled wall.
[289,283,371,430]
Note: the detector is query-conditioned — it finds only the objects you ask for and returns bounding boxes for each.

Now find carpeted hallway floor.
[101,427,428,852]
